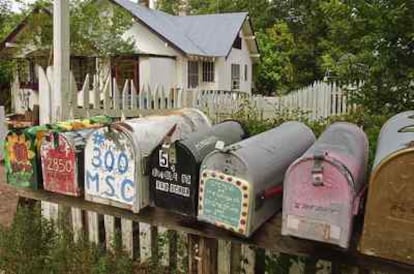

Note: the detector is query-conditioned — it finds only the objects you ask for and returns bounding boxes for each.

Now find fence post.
[0,106,6,161]
[52,0,70,122]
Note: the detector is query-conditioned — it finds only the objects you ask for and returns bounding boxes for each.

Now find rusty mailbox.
[282,122,368,248]
[84,109,211,213]
[149,120,248,217]
[197,121,315,237]
[4,116,111,190]
[40,128,96,196]
[360,111,414,264]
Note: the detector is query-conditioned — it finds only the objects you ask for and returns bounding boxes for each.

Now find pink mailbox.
[282,122,368,248]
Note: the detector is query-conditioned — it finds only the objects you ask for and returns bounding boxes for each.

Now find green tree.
[255,22,294,95]
[320,0,414,113]
[7,0,135,57]
[0,0,20,110]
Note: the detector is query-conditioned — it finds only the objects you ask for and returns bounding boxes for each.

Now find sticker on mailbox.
[198,170,250,235]
[85,128,135,205]
[4,132,36,188]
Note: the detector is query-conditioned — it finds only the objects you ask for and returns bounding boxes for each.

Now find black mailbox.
[149,121,247,216]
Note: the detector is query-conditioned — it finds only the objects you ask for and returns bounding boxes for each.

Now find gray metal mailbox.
[282,122,369,248]
[360,111,414,264]
[84,109,211,213]
[149,120,248,217]
[197,121,315,237]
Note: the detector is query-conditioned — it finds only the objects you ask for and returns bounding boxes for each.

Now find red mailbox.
[40,129,95,196]
[282,122,368,248]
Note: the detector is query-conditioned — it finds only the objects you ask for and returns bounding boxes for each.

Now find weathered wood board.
[11,186,413,274]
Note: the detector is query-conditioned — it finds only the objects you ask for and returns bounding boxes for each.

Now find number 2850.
[46,158,73,173]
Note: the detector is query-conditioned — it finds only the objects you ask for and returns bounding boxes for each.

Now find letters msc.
[85,139,135,205]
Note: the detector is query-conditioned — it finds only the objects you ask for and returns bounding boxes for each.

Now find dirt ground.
[0,165,19,227]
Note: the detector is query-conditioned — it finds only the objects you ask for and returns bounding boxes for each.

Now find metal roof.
[112,0,250,57]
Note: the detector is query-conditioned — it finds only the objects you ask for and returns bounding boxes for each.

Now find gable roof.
[0,6,51,55]
[111,0,254,57]
[2,0,258,58]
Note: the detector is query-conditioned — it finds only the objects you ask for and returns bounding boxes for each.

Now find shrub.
[0,204,137,274]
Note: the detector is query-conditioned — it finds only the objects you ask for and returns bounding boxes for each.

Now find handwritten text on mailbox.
[85,129,135,205]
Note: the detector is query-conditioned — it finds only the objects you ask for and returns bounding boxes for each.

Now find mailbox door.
[4,130,41,189]
[198,152,253,236]
[360,150,414,264]
[84,127,136,210]
[283,156,355,248]
[150,143,199,216]
[41,133,78,196]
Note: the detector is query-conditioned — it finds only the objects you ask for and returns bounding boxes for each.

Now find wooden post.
[188,235,218,274]
[71,208,84,242]
[198,237,218,274]
[0,106,6,160]
[52,0,70,122]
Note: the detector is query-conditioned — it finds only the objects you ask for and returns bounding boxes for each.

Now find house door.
[231,64,240,91]
[111,56,140,91]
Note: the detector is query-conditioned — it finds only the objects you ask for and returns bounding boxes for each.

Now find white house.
[0,0,260,114]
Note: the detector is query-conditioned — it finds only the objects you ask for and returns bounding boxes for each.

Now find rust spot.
[236,181,241,186]
[242,186,248,191]
[202,172,207,177]
[243,194,248,199]
[242,212,247,217]
[199,187,203,193]
[200,180,204,185]
[240,219,246,225]
[212,173,216,178]
[227,177,233,182]
[219,175,225,180]
[238,229,244,234]
[243,203,248,207]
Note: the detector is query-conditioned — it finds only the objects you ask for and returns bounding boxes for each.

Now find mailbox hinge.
[312,152,325,186]
[255,185,283,210]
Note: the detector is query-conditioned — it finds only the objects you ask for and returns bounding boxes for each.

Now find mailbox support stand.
[11,186,414,274]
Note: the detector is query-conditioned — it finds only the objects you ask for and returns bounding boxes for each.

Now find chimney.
[138,0,149,8]
[139,0,157,9]
[178,0,188,16]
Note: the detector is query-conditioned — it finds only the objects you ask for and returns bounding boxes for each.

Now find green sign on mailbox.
[202,177,244,229]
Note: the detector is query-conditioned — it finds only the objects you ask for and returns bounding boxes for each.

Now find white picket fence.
[33,67,356,272]
[255,81,358,120]
[38,67,356,125]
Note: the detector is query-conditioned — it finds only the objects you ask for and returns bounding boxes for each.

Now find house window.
[231,64,241,90]
[17,59,39,90]
[188,61,199,88]
[111,56,139,90]
[244,64,248,81]
[233,35,242,49]
[71,57,96,90]
[202,61,214,82]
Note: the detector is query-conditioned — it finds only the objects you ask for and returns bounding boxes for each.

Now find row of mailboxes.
[6,109,413,261]
[4,116,112,190]
[360,111,414,264]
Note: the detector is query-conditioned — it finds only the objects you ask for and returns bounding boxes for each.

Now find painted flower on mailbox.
[5,133,35,187]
